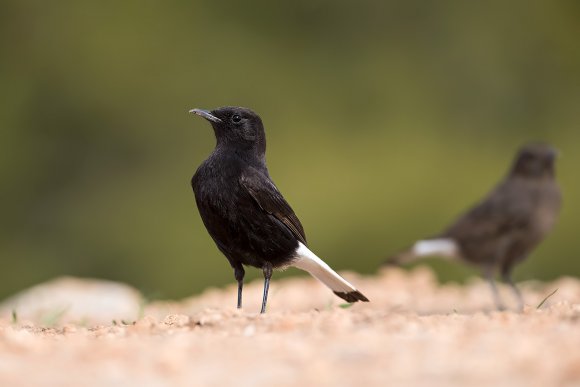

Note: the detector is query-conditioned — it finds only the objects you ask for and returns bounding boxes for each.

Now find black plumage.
[190,106,368,313]
[385,144,561,310]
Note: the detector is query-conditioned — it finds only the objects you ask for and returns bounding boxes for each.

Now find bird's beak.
[189,108,222,123]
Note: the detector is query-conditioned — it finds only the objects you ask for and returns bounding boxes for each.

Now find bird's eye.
[231,114,242,124]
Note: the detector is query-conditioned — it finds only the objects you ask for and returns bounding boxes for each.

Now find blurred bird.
[190,106,369,313]
[385,144,561,310]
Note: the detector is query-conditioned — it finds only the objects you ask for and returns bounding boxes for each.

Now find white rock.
[0,277,143,326]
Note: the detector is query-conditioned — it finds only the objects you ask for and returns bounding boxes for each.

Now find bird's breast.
[530,182,561,236]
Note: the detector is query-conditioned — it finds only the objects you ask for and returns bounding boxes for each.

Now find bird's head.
[190,106,266,155]
[510,143,558,179]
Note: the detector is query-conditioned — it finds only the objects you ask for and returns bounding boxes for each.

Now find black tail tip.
[334,290,370,303]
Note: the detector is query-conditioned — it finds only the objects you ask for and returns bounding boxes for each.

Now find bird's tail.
[384,238,460,266]
[291,242,369,303]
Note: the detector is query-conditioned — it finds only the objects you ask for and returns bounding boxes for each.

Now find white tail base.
[291,242,358,294]
[412,238,459,259]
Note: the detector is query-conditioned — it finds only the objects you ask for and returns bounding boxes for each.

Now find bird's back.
[444,176,561,266]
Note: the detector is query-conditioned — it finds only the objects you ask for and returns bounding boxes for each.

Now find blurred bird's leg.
[505,277,524,312]
[260,262,273,314]
[501,266,524,312]
[234,265,245,309]
[484,266,505,311]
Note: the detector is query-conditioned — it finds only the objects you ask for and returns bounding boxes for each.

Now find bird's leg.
[260,262,273,314]
[502,270,524,312]
[484,266,505,311]
[234,265,245,309]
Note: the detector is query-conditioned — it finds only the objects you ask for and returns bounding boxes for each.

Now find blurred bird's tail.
[291,242,369,303]
[384,238,460,266]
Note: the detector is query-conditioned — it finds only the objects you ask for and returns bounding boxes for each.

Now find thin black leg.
[484,266,505,311]
[260,262,273,314]
[234,265,245,309]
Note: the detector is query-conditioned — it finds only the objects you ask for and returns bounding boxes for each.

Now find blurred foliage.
[1,0,579,300]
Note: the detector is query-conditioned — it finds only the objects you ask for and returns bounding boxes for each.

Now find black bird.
[385,144,561,310]
[189,106,369,313]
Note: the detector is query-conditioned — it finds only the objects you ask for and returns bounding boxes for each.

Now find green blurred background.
[1,0,578,300]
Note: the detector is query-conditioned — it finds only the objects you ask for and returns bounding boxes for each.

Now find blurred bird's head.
[190,106,266,155]
[510,143,558,179]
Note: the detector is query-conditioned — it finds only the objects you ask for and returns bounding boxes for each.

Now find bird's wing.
[444,180,532,240]
[240,167,307,245]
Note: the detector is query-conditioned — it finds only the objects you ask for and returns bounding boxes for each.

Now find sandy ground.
[1,267,579,387]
